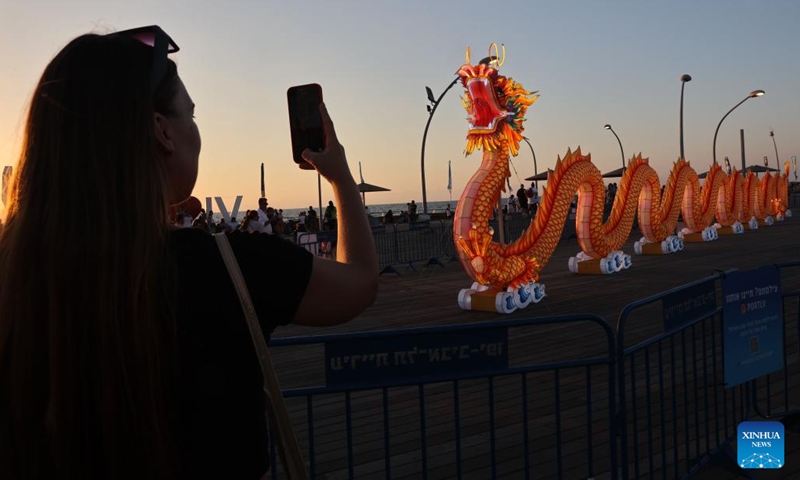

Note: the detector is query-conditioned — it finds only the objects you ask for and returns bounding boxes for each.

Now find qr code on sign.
[750,336,759,353]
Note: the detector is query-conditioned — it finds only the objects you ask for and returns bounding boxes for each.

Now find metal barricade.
[299,222,457,275]
[372,224,400,274]
[394,223,441,270]
[297,230,337,260]
[616,274,752,479]
[435,221,457,263]
[750,260,800,420]
[502,214,532,242]
[384,221,455,272]
[269,315,618,479]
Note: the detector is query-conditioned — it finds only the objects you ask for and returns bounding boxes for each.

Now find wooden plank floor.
[270,218,800,479]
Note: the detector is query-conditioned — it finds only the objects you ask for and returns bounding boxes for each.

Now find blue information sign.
[662,278,717,332]
[325,327,508,388]
[722,265,784,389]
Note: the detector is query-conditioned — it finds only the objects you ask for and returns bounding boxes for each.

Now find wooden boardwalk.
[270,218,800,479]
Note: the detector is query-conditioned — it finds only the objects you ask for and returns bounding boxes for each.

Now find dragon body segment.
[707,166,744,227]
[452,46,791,313]
[636,159,690,241]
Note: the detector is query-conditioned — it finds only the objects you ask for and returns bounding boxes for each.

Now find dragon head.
[458,44,538,157]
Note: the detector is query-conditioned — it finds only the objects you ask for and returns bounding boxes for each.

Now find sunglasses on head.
[112,25,179,93]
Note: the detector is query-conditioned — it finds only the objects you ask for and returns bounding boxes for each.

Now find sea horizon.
[208,200,462,223]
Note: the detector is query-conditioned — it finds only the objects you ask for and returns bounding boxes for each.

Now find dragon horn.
[488,43,506,67]
[465,46,471,65]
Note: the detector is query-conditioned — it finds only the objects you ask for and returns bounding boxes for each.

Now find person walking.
[324,200,337,231]
[516,184,529,214]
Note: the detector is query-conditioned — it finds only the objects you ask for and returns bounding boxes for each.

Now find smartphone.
[287,83,324,169]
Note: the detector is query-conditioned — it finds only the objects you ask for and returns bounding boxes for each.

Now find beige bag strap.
[213,233,309,480]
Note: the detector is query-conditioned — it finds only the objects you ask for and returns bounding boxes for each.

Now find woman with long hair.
[0,26,378,479]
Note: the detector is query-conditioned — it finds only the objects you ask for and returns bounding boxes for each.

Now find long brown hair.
[0,32,181,478]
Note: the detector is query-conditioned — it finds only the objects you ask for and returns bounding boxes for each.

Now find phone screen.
[287,84,324,168]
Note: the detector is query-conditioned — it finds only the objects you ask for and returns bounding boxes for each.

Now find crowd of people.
[380,199,438,225]
[506,182,540,215]
[169,196,451,236]
[170,199,342,236]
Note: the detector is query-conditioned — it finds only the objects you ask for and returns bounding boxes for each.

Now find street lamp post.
[770,130,780,172]
[712,90,765,166]
[522,136,538,187]
[679,74,692,159]
[420,56,496,216]
[420,77,460,216]
[604,124,625,170]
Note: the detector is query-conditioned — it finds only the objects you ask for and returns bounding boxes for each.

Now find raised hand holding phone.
[290,100,379,324]
[301,103,352,185]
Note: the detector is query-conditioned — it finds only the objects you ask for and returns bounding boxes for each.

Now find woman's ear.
[154,113,175,154]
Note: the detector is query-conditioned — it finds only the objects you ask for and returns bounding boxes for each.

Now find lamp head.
[425,86,436,104]
[681,74,692,82]
[750,90,765,98]
[604,124,612,130]
[770,130,774,137]
[479,56,498,65]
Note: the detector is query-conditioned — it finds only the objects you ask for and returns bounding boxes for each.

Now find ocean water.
[284,200,460,218]
[209,200,462,222]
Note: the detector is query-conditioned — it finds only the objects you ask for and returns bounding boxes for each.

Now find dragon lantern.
[453,44,791,314]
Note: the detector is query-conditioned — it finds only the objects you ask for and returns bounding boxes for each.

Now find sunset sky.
[2,1,799,216]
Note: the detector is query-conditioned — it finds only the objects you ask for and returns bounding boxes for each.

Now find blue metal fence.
[615,262,800,479]
[264,261,800,479]
[269,315,618,479]
[615,273,753,479]
[750,260,800,420]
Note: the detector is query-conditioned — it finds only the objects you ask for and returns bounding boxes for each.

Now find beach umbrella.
[357,182,391,206]
[745,165,779,173]
[601,166,627,178]
[736,165,780,180]
[357,182,391,193]
[357,162,391,205]
[525,171,550,181]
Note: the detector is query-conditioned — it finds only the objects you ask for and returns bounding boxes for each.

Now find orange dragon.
[453,45,791,313]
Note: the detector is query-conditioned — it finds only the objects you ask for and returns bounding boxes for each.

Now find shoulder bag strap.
[213,233,309,480]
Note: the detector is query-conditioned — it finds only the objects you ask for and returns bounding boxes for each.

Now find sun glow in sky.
[2,1,800,217]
